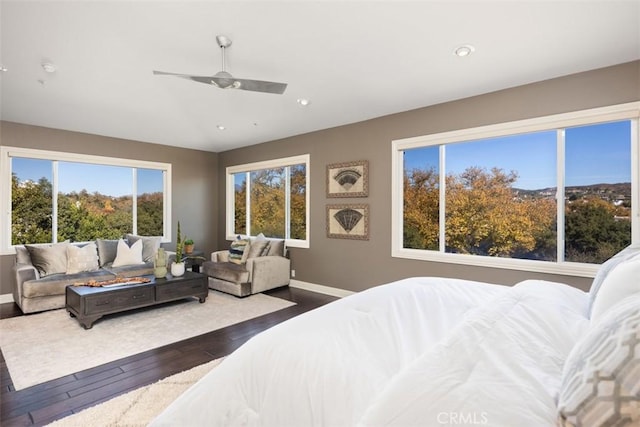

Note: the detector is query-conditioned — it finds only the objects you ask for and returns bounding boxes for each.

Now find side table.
[184,250,205,273]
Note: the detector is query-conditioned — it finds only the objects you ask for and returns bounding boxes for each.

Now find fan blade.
[152,70,216,86]
[153,70,287,95]
[218,77,287,95]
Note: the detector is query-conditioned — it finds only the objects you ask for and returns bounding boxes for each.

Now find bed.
[150,247,640,427]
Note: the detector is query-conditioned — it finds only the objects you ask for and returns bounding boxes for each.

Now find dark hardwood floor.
[0,287,338,426]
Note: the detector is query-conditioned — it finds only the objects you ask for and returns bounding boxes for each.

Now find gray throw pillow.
[15,246,31,265]
[125,234,161,263]
[557,294,640,426]
[266,239,285,257]
[96,239,120,267]
[246,240,270,259]
[25,241,70,277]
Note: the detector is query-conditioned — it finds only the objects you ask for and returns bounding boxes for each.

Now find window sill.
[392,248,600,278]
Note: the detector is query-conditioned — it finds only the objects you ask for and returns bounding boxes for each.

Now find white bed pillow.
[590,256,640,323]
[112,239,145,267]
[557,294,640,427]
[588,245,640,316]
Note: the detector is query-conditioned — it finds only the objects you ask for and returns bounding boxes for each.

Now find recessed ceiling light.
[297,98,311,106]
[216,125,226,131]
[454,45,475,57]
[41,62,57,73]
[0,66,7,72]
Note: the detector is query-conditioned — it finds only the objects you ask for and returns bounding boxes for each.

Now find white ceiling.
[1,1,639,153]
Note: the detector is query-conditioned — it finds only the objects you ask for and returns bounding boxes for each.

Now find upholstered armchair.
[202,238,290,297]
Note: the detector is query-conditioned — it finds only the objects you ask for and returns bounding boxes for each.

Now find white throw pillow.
[112,239,145,267]
[590,256,640,323]
[66,243,99,274]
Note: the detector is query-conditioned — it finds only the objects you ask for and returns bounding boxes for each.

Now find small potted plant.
[171,221,186,277]
[184,238,194,254]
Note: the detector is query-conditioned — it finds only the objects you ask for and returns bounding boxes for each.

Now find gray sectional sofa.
[11,236,161,314]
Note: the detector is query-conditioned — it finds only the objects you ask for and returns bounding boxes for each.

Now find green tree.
[11,174,53,244]
[565,197,630,263]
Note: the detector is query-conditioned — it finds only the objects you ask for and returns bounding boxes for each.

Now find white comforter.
[151,277,589,427]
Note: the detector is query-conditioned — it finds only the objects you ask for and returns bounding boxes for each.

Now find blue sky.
[12,160,163,197]
[404,120,631,190]
[12,121,632,194]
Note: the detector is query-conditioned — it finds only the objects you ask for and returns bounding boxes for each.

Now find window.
[226,155,309,248]
[1,147,171,251]
[392,103,639,277]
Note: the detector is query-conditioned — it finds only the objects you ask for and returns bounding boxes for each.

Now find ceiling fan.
[153,35,287,95]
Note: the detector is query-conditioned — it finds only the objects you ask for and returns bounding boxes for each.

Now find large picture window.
[1,147,171,251]
[226,155,309,248]
[392,103,639,276]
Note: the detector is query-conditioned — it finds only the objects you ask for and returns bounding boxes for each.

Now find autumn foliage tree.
[233,165,306,239]
[404,166,556,260]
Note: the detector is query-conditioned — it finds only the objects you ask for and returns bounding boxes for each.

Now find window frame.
[1,146,172,254]
[391,102,640,277]
[226,154,310,248]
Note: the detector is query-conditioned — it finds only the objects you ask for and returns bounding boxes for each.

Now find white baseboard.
[0,293,14,304]
[289,279,355,298]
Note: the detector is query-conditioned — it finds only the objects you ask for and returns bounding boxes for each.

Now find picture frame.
[326,160,368,198]
[326,204,369,240]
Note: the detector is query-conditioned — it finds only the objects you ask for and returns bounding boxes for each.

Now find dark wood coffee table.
[65,271,208,329]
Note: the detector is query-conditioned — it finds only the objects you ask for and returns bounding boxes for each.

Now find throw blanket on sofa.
[150,277,590,427]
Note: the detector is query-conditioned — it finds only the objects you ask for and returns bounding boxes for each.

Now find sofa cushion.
[96,239,120,267]
[25,241,70,277]
[203,261,249,284]
[22,270,116,298]
[66,242,99,274]
[112,239,144,267]
[125,234,161,262]
[103,262,154,277]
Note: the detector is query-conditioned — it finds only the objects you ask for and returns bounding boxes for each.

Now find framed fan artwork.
[327,204,369,240]
[326,160,368,197]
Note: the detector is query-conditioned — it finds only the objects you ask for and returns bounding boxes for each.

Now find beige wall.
[0,122,219,296]
[217,60,640,293]
[1,61,638,299]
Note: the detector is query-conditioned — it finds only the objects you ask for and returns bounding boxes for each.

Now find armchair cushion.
[203,261,249,284]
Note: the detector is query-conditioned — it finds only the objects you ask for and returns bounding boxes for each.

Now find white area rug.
[47,358,223,427]
[0,291,294,390]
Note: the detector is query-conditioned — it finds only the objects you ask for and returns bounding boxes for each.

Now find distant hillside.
[515,182,631,199]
